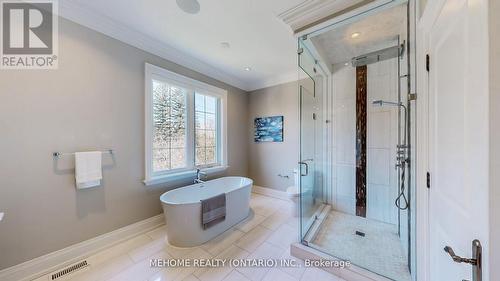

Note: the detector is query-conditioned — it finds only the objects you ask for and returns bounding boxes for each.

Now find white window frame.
[144,63,228,186]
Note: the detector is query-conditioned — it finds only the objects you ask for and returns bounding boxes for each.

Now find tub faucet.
[195,169,207,184]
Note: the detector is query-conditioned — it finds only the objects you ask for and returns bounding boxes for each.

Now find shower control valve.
[397,156,407,162]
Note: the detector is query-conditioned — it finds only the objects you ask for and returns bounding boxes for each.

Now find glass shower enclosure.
[296,1,416,281]
[298,39,328,242]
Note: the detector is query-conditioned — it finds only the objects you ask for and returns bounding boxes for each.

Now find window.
[152,80,188,172]
[145,64,227,185]
[195,93,219,166]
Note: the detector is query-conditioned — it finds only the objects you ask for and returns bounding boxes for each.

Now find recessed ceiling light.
[220,42,230,49]
[176,0,200,14]
[244,67,252,71]
[344,62,349,66]
[351,32,361,39]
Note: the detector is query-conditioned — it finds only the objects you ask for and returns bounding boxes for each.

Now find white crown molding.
[247,71,298,92]
[286,0,406,38]
[56,1,305,92]
[277,0,371,32]
[58,1,253,91]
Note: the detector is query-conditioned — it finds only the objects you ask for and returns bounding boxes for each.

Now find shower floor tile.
[311,211,411,281]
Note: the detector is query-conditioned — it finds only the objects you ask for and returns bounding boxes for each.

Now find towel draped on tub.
[201,193,226,229]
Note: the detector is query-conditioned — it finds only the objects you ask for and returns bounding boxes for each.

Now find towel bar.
[53,149,113,158]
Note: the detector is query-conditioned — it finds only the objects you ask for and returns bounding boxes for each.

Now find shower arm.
[372,100,408,153]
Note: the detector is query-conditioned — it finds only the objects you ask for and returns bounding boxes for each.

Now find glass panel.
[195,148,206,166]
[195,93,205,111]
[206,147,216,164]
[298,39,326,242]
[205,96,217,113]
[170,148,186,169]
[195,93,219,167]
[205,113,216,130]
[195,112,205,129]
[171,129,185,149]
[205,130,216,147]
[195,130,206,148]
[152,148,170,171]
[152,79,188,172]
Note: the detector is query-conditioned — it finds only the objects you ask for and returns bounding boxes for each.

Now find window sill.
[143,166,229,186]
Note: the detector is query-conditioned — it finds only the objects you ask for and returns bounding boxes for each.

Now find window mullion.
[217,99,221,165]
[186,90,196,170]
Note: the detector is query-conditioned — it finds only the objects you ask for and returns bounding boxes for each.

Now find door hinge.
[408,93,417,101]
[426,172,431,188]
[426,54,430,72]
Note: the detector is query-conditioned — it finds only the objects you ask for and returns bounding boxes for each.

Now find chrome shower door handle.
[298,162,309,176]
[444,239,482,281]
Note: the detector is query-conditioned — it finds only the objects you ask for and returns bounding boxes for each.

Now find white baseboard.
[0,214,165,281]
[252,185,290,201]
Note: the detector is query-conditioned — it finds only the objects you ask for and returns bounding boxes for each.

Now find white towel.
[75,151,102,189]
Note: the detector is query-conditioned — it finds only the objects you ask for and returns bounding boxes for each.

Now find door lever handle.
[444,246,477,265]
[444,240,482,281]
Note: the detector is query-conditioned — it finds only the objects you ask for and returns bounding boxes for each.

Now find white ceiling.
[60,0,311,91]
[59,0,384,91]
[311,4,406,66]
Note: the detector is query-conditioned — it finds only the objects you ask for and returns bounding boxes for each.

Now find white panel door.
[427,0,489,280]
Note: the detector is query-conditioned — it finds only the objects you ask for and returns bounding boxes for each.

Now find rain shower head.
[372,100,402,107]
[351,42,405,67]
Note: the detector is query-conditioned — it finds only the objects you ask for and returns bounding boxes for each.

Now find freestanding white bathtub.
[160,176,253,247]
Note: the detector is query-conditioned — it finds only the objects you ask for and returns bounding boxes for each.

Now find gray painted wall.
[247,81,299,191]
[0,18,248,269]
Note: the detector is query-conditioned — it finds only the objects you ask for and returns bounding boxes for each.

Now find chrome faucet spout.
[194,168,207,184]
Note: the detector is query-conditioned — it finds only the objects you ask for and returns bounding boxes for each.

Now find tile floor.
[35,193,345,281]
[311,211,411,281]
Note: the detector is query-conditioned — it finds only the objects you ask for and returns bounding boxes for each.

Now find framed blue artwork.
[254,116,284,142]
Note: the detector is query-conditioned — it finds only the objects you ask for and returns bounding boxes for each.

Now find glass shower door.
[298,40,325,242]
[299,85,316,239]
